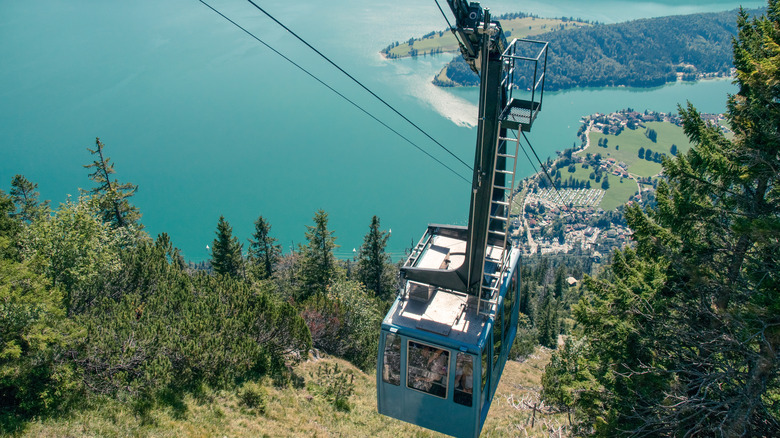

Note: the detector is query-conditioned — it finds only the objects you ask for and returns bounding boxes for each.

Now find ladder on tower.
[477,122,521,316]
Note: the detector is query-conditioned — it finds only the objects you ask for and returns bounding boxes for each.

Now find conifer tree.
[536,287,559,348]
[83,138,141,229]
[9,175,49,223]
[299,210,338,301]
[248,215,281,280]
[553,266,566,299]
[0,191,21,260]
[211,215,243,278]
[356,216,392,300]
[550,4,780,435]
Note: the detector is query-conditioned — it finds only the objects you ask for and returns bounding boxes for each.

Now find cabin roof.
[383,232,506,350]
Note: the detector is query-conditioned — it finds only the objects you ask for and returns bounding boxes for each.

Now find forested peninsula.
[432,8,763,90]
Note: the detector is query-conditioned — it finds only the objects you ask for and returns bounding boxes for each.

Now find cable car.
[377,2,547,436]
[378,231,521,437]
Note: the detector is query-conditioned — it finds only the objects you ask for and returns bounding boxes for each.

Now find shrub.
[308,363,355,412]
[238,381,267,413]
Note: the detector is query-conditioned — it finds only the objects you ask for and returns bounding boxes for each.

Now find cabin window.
[407,341,449,398]
[481,349,488,390]
[382,333,401,386]
[493,312,502,366]
[454,353,474,407]
[503,273,514,341]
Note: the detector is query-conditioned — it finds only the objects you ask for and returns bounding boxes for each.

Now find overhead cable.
[520,131,564,204]
[434,0,455,30]
[245,0,473,173]
[196,0,470,184]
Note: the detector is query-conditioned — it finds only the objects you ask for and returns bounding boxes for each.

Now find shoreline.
[427,69,735,92]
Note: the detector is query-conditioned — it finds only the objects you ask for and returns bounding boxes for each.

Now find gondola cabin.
[376,2,547,436]
[378,227,521,438]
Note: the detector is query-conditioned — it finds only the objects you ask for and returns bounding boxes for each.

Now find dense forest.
[436,8,761,90]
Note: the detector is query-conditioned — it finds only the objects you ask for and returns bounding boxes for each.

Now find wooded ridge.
[432,8,764,90]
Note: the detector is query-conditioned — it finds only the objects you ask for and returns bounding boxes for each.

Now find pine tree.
[299,210,338,301]
[356,216,392,300]
[555,4,780,435]
[536,287,559,349]
[211,215,243,278]
[553,266,566,299]
[0,190,22,260]
[9,175,49,223]
[83,138,141,228]
[248,215,280,280]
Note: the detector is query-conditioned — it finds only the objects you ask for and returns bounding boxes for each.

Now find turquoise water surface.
[0,0,762,261]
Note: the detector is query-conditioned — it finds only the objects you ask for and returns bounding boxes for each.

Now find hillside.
[433,8,764,90]
[17,351,564,437]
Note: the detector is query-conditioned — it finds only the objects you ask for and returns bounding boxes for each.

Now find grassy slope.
[582,121,692,210]
[20,349,562,437]
[387,17,589,58]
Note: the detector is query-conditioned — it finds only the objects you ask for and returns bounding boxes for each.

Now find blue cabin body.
[377,233,521,438]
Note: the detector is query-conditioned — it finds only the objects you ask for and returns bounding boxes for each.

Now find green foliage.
[301,279,382,371]
[237,380,267,413]
[556,4,780,435]
[247,215,280,281]
[356,216,394,301]
[20,195,138,315]
[644,128,658,143]
[0,191,22,261]
[541,337,595,431]
[82,138,141,229]
[9,175,50,224]
[298,210,338,301]
[71,238,311,398]
[0,257,73,421]
[536,288,559,349]
[307,363,355,412]
[211,215,244,278]
[509,314,539,360]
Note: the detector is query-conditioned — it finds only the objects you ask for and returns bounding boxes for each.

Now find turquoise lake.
[0,0,765,261]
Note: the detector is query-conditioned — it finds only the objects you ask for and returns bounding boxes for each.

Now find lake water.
[0,0,764,261]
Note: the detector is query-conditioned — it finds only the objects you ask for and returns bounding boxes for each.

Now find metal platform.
[500,98,541,131]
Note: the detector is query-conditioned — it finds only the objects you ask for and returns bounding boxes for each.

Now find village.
[512,187,634,262]
[509,108,727,262]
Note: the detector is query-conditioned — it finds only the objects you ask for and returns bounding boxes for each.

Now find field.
[580,121,692,209]
[19,349,565,437]
[586,121,692,175]
[386,17,589,58]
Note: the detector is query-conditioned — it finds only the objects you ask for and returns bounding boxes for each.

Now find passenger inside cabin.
[428,348,448,377]
[408,343,448,397]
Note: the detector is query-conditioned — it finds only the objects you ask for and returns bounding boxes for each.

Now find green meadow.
[577,120,693,209]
